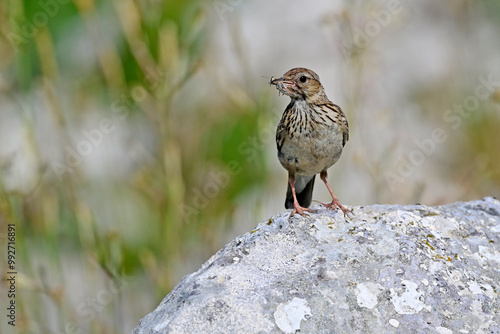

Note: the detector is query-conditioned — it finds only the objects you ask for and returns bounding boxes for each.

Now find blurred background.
[0,0,499,332]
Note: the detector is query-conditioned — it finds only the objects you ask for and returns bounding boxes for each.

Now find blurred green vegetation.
[0,0,271,332]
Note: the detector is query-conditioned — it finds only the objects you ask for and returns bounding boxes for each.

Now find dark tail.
[285,175,316,209]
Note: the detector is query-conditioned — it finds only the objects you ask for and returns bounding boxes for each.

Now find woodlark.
[270,67,350,216]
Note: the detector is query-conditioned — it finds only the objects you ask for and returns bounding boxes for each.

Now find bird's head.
[270,67,326,103]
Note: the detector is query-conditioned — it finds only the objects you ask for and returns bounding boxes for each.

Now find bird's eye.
[299,76,307,83]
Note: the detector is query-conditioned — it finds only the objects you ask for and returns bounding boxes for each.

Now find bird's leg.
[319,171,351,215]
[289,175,312,217]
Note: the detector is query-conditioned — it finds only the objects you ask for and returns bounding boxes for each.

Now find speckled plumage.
[271,68,350,216]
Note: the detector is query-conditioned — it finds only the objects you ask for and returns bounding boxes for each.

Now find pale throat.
[291,99,322,123]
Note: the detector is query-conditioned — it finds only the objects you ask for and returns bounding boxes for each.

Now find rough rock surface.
[133,198,500,334]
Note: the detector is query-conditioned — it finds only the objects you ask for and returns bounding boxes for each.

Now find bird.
[270,67,350,217]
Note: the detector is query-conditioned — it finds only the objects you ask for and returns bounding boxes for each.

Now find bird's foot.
[321,199,352,216]
[289,204,312,218]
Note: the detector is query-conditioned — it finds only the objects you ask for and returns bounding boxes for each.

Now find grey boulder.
[133,198,500,333]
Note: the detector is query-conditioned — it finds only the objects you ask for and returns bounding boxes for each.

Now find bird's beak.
[270,76,294,87]
[270,76,284,85]
[270,76,297,97]
[269,77,295,87]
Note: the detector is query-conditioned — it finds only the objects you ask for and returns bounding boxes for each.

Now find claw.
[290,204,312,218]
[321,199,352,217]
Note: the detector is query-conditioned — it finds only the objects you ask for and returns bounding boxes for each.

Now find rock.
[132,198,500,334]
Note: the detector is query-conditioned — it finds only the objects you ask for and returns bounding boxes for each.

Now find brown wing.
[330,103,349,147]
[276,101,294,153]
[342,116,349,147]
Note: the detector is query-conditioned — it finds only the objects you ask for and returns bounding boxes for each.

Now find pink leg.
[289,176,312,217]
[320,171,351,215]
